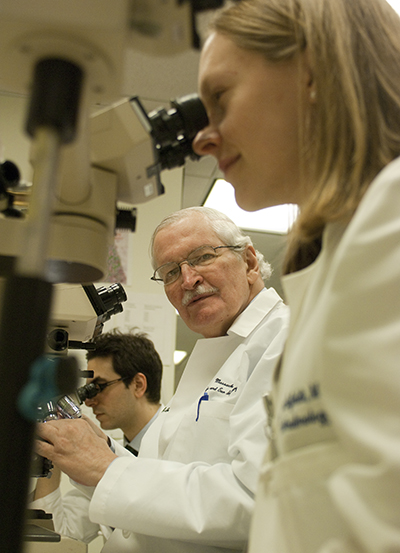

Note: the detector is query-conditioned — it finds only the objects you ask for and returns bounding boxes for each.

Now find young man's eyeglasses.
[151,244,242,286]
[81,377,128,400]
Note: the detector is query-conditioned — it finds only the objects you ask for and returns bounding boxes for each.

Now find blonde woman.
[193,0,400,551]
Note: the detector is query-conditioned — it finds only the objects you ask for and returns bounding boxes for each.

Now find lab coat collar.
[165,288,282,415]
[227,287,282,339]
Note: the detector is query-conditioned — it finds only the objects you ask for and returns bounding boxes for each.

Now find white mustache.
[182,285,218,307]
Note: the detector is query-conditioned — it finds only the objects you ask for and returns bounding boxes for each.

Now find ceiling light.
[203,179,299,234]
[174,350,187,365]
[387,0,400,14]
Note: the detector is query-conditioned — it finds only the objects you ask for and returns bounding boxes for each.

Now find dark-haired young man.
[32,330,163,544]
[85,329,163,452]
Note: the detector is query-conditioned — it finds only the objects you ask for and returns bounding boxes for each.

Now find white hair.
[150,206,272,282]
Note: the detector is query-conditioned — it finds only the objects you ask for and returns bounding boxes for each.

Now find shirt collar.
[227,287,282,339]
[124,405,163,452]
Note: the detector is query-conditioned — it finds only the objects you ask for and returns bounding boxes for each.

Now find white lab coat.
[75,288,288,553]
[249,158,400,553]
[30,484,112,544]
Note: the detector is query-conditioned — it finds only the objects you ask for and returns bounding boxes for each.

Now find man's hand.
[35,418,118,487]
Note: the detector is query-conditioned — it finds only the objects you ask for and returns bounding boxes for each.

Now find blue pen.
[195,391,209,421]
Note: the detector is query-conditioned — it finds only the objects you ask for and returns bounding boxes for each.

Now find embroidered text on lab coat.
[280,382,330,433]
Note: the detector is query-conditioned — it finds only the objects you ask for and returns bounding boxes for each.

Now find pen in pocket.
[195,391,209,421]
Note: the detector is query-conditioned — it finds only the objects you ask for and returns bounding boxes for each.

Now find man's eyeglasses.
[151,244,242,286]
[88,377,128,396]
[77,377,129,402]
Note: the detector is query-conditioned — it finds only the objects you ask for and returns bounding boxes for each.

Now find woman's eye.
[212,89,226,103]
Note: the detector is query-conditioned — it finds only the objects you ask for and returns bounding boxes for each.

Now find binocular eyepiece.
[75,380,102,403]
[132,93,209,171]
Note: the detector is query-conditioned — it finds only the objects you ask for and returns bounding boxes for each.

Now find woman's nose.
[192,125,221,157]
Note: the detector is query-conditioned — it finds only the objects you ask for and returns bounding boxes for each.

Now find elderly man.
[36,206,289,553]
[31,329,163,545]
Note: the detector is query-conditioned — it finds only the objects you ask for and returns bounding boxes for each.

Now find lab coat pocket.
[190,400,234,464]
[163,400,234,464]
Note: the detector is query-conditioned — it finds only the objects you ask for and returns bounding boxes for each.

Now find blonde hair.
[209,0,400,272]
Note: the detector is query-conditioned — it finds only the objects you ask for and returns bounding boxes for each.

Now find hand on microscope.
[35,417,117,487]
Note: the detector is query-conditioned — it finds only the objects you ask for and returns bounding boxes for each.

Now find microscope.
[24,280,128,551]
[30,282,127,476]
[0,1,224,551]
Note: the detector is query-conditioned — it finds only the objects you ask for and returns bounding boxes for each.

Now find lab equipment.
[0,94,207,283]
[22,282,127,477]
[0,2,221,551]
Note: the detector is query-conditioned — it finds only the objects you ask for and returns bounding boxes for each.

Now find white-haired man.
[36,207,289,553]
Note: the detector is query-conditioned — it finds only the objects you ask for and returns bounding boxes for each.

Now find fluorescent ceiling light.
[387,0,400,13]
[204,179,299,234]
[174,350,187,365]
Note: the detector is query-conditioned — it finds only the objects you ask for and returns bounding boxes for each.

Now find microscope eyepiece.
[131,94,208,171]
[76,381,101,403]
[148,94,208,148]
[96,283,127,317]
